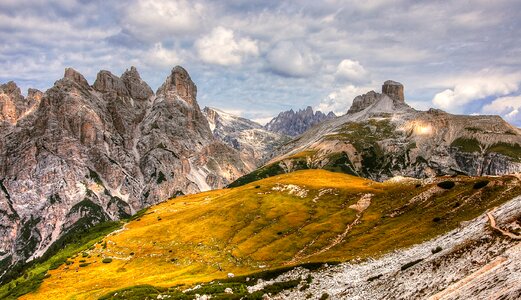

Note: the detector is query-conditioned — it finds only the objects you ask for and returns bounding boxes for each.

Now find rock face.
[348,81,407,114]
[233,81,521,185]
[265,106,336,136]
[382,80,404,103]
[0,66,252,279]
[0,82,41,126]
[203,107,289,167]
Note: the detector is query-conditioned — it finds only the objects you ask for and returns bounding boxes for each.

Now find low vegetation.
[12,170,521,300]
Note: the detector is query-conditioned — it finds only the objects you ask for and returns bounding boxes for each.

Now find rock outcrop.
[0,66,252,280]
[265,106,336,136]
[348,80,408,114]
[203,107,289,167]
[382,80,404,103]
[232,81,521,186]
[0,82,41,126]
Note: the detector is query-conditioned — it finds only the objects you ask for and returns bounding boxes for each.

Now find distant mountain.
[0,66,252,280]
[230,80,521,186]
[203,107,289,168]
[264,106,336,136]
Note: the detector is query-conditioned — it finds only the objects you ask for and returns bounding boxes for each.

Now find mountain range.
[1,66,521,299]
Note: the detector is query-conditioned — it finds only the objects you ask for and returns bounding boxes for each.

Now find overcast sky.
[1,0,521,126]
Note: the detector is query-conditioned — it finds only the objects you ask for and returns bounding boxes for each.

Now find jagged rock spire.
[121,66,153,101]
[156,66,197,105]
[63,67,89,88]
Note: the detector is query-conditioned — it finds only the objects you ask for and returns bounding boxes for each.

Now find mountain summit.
[230,81,521,187]
[265,106,336,136]
[0,66,252,279]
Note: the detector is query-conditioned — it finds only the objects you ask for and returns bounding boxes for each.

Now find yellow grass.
[21,170,521,299]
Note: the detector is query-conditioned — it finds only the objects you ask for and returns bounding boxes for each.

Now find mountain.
[230,81,521,186]
[264,106,336,136]
[0,66,252,280]
[6,169,520,299]
[203,107,289,167]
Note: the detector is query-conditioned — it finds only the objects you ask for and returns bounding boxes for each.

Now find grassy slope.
[19,170,521,300]
[0,221,123,300]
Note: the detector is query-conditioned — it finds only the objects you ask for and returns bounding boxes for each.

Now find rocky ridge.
[264,106,336,136]
[203,107,289,167]
[0,66,251,279]
[256,80,521,182]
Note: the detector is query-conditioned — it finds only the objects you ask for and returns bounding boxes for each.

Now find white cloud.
[267,41,321,78]
[335,59,368,82]
[432,70,521,112]
[143,43,181,68]
[315,84,375,115]
[482,95,521,125]
[122,0,205,41]
[195,27,259,66]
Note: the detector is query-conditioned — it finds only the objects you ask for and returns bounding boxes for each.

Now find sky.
[1,0,521,126]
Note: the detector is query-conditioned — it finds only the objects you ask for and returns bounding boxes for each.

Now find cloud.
[195,27,259,65]
[432,70,521,112]
[335,59,368,82]
[121,0,205,41]
[267,41,321,78]
[143,43,182,68]
[315,84,375,115]
[482,95,521,126]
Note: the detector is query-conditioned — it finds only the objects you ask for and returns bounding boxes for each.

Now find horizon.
[1,0,521,126]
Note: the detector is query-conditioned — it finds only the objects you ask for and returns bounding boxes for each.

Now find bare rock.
[265,106,336,136]
[63,67,89,88]
[93,70,129,97]
[156,65,197,106]
[121,66,153,101]
[382,80,404,104]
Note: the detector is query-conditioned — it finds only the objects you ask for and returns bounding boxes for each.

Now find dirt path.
[487,210,521,240]
[287,194,372,264]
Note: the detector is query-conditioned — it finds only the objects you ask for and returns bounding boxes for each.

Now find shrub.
[400,258,423,271]
[82,252,89,258]
[431,246,442,254]
[102,258,113,264]
[432,217,442,223]
[437,181,455,189]
[473,180,489,189]
[79,263,90,267]
[255,185,261,189]
[79,259,86,263]
[319,293,330,300]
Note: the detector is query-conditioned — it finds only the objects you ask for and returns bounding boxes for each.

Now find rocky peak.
[382,80,404,103]
[27,88,43,102]
[265,106,336,136]
[63,67,89,88]
[0,82,41,125]
[156,66,197,105]
[121,66,153,101]
[348,81,408,114]
[93,70,129,97]
[1,81,21,95]
[348,90,380,114]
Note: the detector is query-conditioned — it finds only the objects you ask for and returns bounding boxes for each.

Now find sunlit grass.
[18,170,521,300]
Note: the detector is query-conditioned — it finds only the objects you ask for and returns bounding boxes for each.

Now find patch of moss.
[450,138,481,153]
[487,142,521,162]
